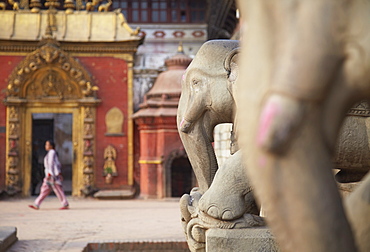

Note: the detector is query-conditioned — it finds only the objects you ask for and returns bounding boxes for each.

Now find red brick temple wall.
[0,55,25,190]
[136,116,183,198]
[77,56,130,189]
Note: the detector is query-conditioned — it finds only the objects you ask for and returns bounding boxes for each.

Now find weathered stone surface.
[236,1,370,252]
[0,226,17,252]
[177,40,266,252]
[206,228,279,252]
[85,240,190,252]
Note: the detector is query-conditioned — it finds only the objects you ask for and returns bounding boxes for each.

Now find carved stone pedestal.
[206,227,279,252]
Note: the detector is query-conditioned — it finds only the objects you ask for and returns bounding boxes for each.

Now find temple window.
[112,0,207,23]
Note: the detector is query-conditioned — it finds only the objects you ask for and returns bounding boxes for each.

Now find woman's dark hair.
[46,140,55,149]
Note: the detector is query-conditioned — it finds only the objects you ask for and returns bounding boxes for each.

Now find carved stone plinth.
[334,102,370,183]
[206,228,279,252]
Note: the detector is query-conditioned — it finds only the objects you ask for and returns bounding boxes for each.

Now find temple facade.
[0,5,145,197]
[0,0,238,198]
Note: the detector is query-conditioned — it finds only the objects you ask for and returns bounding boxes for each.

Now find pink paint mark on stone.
[258,156,267,167]
[180,117,186,128]
[257,100,280,146]
[182,74,186,81]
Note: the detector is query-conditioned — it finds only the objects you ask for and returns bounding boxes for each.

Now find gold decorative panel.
[105,107,124,135]
[6,106,21,195]
[81,106,96,196]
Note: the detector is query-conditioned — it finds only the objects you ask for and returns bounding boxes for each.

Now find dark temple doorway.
[170,157,193,197]
[31,113,73,195]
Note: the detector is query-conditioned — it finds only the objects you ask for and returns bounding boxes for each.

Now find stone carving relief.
[81,106,97,196]
[83,139,93,154]
[85,107,93,119]
[8,123,18,137]
[6,106,21,195]
[82,156,94,190]
[81,105,97,195]
[84,124,94,138]
[334,102,370,183]
[103,144,117,184]
[24,68,76,98]
[103,145,117,175]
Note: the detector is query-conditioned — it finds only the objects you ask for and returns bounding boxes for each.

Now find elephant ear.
[224,48,240,97]
[224,47,240,97]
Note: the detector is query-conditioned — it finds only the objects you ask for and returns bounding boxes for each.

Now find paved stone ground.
[0,196,186,252]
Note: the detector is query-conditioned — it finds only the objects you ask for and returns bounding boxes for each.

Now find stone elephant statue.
[177,40,240,194]
[177,40,264,251]
[236,1,370,252]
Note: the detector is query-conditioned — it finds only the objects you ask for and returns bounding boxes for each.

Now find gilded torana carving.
[7,40,98,99]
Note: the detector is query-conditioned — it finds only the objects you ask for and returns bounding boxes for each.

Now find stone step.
[0,226,18,252]
[93,189,135,200]
[206,227,280,252]
[84,240,189,252]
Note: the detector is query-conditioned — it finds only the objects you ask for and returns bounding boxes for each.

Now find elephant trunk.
[179,96,209,134]
[178,113,218,194]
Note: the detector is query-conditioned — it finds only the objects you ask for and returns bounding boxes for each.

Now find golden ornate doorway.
[25,108,78,196]
[4,39,100,196]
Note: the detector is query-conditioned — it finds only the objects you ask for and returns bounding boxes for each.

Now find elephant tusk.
[180,117,192,133]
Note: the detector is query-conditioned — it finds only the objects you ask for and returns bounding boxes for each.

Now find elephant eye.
[192,79,200,86]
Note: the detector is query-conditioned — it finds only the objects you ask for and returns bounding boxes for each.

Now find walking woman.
[29,140,69,210]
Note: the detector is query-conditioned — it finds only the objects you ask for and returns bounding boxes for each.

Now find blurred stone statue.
[177,40,265,252]
[235,1,370,252]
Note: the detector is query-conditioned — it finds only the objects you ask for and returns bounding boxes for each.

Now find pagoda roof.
[133,48,192,119]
